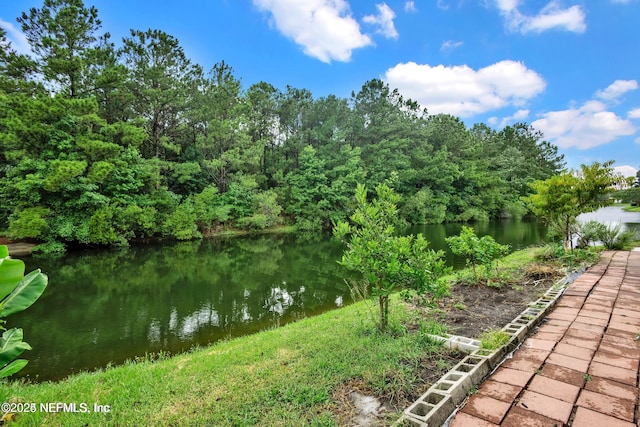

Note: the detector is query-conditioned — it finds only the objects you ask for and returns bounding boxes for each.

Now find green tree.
[349,79,418,190]
[276,86,314,172]
[245,81,281,185]
[0,28,41,95]
[284,145,331,231]
[195,62,257,193]
[446,226,509,286]
[524,161,621,252]
[121,28,202,160]
[334,184,450,331]
[18,0,103,98]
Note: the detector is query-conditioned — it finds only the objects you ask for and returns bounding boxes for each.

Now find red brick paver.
[449,251,640,426]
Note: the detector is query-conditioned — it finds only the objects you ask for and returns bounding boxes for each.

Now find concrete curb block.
[404,390,456,426]
[426,334,481,353]
[395,278,570,426]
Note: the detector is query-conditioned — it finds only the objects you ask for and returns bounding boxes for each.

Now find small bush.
[32,241,67,256]
[446,226,510,286]
[536,243,599,269]
[576,220,606,249]
[596,223,637,250]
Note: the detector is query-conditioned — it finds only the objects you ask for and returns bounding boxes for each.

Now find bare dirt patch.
[440,280,554,338]
[331,263,566,426]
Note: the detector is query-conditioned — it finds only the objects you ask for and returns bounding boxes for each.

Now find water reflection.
[13,220,550,382]
[14,235,348,381]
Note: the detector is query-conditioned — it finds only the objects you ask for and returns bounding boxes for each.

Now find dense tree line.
[0,0,565,250]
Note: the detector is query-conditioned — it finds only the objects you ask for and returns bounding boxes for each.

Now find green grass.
[622,205,640,213]
[1,297,452,426]
[445,246,546,287]
[479,330,511,350]
[0,245,578,426]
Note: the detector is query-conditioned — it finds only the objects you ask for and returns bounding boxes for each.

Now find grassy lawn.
[1,245,574,426]
[2,296,456,426]
[622,205,640,212]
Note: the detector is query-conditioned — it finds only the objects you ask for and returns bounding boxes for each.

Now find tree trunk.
[564,216,570,253]
[379,295,389,331]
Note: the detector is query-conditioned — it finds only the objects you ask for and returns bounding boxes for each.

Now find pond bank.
[1,296,460,426]
[1,246,578,426]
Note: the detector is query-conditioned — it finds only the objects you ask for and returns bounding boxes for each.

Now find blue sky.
[2,0,639,177]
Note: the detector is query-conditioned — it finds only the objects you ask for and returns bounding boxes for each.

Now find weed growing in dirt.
[479,330,511,350]
[537,243,600,270]
[453,302,466,310]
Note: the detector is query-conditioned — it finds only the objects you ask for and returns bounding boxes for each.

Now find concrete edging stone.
[395,279,567,426]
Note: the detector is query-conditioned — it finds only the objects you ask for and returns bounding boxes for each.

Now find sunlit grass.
[0,245,577,426]
[621,204,640,213]
[1,296,453,426]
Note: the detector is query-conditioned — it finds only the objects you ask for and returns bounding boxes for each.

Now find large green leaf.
[0,255,25,301]
[0,328,31,366]
[0,269,48,318]
[0,246,7,258]
[0,359,28,378]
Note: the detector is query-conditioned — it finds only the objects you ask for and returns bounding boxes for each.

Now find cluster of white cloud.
[614,165,638,178]
[495,0,586,34]
[384,60,545,117]
[252,0,373,63]
[596,80,639,101]
[253,0,402,63]
[252,1,591,64]
[527,79,639,150]
[363,3,398,39]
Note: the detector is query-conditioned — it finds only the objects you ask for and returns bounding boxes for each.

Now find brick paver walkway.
[449,251,640,426]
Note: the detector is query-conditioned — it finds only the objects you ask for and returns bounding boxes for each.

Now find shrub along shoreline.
[0,245,596,426]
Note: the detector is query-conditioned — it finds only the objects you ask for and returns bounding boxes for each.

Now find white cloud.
[440,40,464,52]
[495,0,521,13]
[0,18,31,55]
[629,108,640,119]
[253,0,372,63]
[437,0,450,10]
[404,1,417,12]
[532,100,636,149]
[363,3,399,39]
[614,165,638,178]
[496,1,586,34]
[384,60,546,117]
[595,79,639,101]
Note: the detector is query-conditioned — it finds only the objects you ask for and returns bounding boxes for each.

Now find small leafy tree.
[524,161,621,252]
[445,226,510,286]
[0,245,48,378]
[333,184,450,331]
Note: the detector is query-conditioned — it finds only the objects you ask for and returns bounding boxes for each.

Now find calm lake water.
[577,205,640,233]
[17,208,637,381]
[13,219,548,382]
